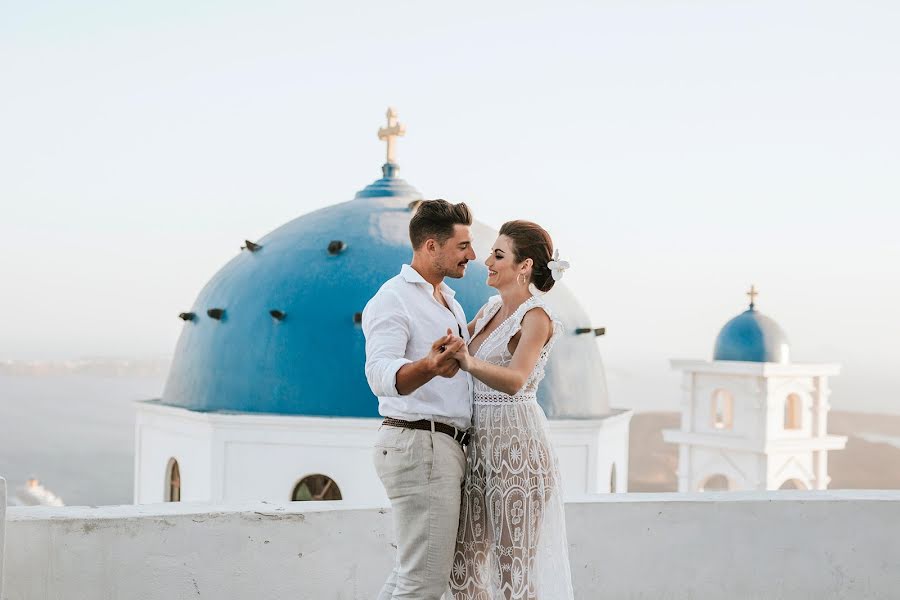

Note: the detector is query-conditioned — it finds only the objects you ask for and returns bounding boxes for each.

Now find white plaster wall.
[136,404,388,505]
[595,409,630,493]
[1,476,6,600]
[134,408,212,503]
[6,491,900,599]
[693,373,764,439]
[670,433,842,492]
[767,452,815,489]
[689,446,763,490]
[670,363,845,493]
[136,403,630,505]
[550,410,631,495]
[220,437,385,503]
[765,376,815,440]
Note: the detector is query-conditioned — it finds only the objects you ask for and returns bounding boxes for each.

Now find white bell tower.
[663,287,847,491]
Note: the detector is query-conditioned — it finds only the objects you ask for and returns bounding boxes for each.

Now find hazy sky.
[2,1,898,411]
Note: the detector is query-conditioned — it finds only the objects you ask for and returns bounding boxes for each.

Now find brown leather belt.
[382,417,471,446]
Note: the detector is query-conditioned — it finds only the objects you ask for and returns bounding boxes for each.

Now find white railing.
[5,491,900,599]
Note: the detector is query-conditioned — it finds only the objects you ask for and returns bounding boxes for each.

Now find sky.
[1,1,898,412]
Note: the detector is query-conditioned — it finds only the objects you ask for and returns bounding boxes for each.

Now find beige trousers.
[374,424,466,600]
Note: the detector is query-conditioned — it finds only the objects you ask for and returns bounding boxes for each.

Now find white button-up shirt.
[362,264,472,430]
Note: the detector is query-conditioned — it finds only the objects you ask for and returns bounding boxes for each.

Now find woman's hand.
[427,330,464,379]
[438,327,472,372]
[451,337,473,372]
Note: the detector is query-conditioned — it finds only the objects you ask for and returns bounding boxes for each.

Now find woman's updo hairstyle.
[498,220,556,293]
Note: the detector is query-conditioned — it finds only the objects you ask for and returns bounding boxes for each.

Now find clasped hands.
[428,328,472,378]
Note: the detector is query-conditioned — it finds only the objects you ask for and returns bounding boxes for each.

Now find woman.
[448,220,574,600]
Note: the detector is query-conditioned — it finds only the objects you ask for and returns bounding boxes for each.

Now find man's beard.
[435,257,468,279]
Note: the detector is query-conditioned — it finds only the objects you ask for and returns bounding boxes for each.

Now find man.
[362,199,476,600]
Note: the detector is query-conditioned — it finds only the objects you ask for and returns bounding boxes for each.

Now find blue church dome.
[713,291,790,363]
[161,112,610,419]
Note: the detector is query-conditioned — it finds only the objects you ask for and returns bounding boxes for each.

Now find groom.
[362,199,476,599]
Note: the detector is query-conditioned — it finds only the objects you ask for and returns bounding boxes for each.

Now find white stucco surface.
[664,360,846,492]
[135,402,632,505]
[1,477,6,599]
[6,491,900,599]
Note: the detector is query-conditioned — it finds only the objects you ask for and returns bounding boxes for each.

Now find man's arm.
[362,293,463,397]
[395,333,464,395]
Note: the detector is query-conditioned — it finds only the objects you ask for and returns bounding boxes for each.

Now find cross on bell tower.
[378,107,406,165]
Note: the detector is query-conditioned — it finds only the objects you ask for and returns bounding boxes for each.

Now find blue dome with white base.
[161,158,610,419]
[713,298,790,364]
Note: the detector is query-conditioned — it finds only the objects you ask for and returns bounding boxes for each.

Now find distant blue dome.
[161,163,610,419]
[713,306,790,363]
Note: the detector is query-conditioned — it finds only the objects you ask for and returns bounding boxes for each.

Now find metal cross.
[747,284,759,308]
[377,107,406,164]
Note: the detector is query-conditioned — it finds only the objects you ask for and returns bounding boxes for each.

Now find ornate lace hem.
[473,391,538,405]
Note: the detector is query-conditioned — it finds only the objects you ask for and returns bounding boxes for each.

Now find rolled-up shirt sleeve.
[362,290,412,397]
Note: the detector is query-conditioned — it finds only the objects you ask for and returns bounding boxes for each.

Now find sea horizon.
[2,360,898,506]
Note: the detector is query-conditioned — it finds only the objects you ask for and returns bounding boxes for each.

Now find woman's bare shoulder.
[521,303,552,329]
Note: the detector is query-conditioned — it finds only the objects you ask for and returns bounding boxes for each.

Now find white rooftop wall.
[1,477,6,599]
[5,491,900,599]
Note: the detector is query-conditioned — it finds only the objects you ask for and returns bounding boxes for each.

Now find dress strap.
[471,295,503,340]
[508,296,562,350]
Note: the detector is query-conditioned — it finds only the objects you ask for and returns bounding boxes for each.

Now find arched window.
[711,389,734,430]
[784,393,802,429]
[609,463,617,493]
[778,478,807,490]
[700,474,730,492]
[165,458,181,502]
[292,474,342,501]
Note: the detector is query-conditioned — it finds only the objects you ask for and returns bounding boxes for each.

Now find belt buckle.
[449,425,462,444]
[457,428,469,445]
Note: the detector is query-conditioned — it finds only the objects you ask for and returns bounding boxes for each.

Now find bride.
[446,220,574,600]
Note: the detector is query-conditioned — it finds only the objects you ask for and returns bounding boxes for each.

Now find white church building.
[134,109,632,506]
[663,287,847,492]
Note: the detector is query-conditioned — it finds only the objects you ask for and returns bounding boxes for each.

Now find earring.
[517,273,527,286]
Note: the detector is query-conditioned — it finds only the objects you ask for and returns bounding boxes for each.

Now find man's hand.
[395,328,467,394]
[428,329,465,378]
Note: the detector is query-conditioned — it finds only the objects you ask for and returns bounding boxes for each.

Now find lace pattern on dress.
[448,294,574,600]
[471,295,562,406]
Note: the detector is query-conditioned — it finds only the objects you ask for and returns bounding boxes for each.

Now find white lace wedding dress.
[448,294,574,600]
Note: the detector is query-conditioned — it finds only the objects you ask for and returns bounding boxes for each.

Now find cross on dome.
[377,107,406,165]
[747,284,759,309]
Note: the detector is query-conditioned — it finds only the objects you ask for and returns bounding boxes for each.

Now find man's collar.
[400,264,427,284]
[400,264,457,298]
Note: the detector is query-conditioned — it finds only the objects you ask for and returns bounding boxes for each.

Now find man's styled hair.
[408,199,473,249]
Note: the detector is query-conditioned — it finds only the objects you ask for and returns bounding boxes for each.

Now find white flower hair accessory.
[547,249,570,281]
